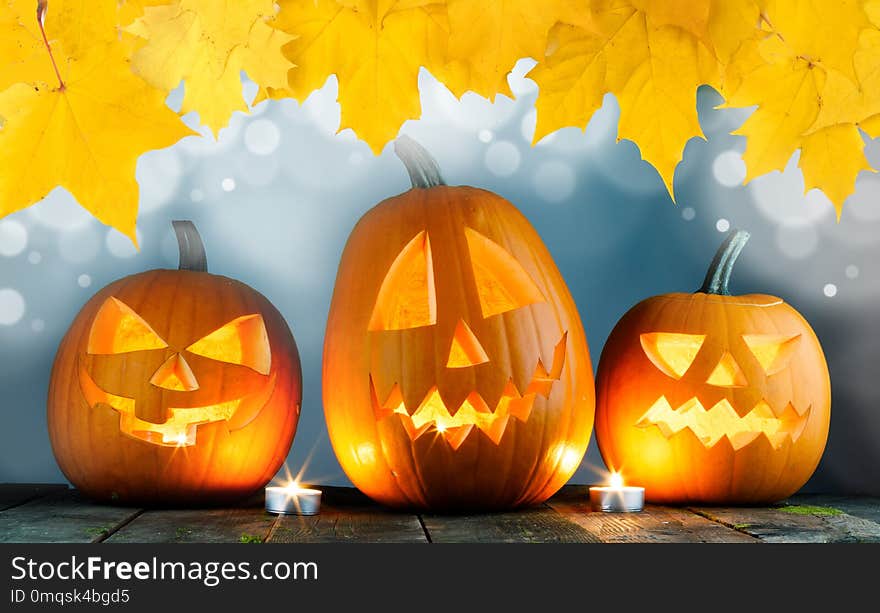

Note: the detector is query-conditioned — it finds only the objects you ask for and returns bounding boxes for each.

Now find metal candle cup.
[589,473,644,512]
[265,485,322,515]
[589,484,645,512]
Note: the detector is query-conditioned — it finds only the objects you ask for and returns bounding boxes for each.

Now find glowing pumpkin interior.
[637,331,806,450]
[368,227,567,449]
[81,297,274,447]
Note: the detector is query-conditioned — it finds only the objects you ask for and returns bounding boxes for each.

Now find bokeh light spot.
[0,220,28,257]
[0,289,25,325]
[244,119,281,155]
[712,150,746,187]
[485,141,521,177]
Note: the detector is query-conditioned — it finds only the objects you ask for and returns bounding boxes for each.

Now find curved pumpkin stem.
[394,135,446,188]
[698,229,750,296]
[172,220,208,272]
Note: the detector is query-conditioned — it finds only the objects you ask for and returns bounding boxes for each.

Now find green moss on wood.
[733,523,752,530]
[778,505,843,517]
[84,527,110,537]
[239,534,263,543]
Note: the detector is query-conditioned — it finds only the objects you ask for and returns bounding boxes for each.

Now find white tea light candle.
[265,484,322,515]
[589,472,644,512]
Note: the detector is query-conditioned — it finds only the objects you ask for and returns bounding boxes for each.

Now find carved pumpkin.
[596,231,830,504]
[48,222,302,505]
[323,137,594,510]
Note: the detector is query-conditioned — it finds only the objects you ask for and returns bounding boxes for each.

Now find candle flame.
[609,472,624,488]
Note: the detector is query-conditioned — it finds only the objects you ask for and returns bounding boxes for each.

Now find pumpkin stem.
[698,229,750,295]
[172,220,208,272]
[394,135,446,188]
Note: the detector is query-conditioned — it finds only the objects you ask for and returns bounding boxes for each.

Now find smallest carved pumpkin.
[48,221,302,505]
[595,230,830,504]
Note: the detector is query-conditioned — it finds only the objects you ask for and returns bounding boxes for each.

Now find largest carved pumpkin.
[596,230,831,504]
[323,137,594,510]
[48,222,302,505]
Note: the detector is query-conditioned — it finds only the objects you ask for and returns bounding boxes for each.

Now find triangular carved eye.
[88,297,168,354]
[465,228,545,318]
[369,231,437,331]
[186,315,271,375]
[640,333,706,379]
[743,334,801,375]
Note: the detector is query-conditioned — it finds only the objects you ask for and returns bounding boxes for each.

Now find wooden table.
[2,484,879,543]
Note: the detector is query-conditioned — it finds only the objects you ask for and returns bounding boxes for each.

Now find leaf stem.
[37,0,64,91]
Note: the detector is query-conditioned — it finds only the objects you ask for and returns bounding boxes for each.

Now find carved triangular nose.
[706,351,746,387]
[150,353,199,391]
[446,320,489,368]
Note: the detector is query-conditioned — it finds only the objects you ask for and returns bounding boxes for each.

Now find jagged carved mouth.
[370,333,567,450]
[79,366,277,447]
[636,396,811,450]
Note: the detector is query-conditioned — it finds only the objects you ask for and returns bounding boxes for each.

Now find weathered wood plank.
[268,486,427,543]
[0,484,69,512]
[691,504,880,543]
[789,494,880,526]
[0,490,141,543]
[548,486,755,543]
[106,494,275,543]
[422,506,598,543]
[3,484,880,543]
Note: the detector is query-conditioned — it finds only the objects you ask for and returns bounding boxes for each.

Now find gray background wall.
[2,63,878,494]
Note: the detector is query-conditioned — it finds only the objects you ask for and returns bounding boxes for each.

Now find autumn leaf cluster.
[1,0,878,241]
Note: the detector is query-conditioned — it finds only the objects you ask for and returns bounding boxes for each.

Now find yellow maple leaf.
[439,0,570,99]
[532,0,757,199]
[800,124,872,208]
[274,0,448,153]
[129,0,295,135]
[724,0,875,217]
[118,0,169,27]
[808,9,880,134]
[0,1,193,243]
[1,0,56,92]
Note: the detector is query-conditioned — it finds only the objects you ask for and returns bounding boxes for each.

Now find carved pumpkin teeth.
[443,425,476,450]
[636,396,811,450]
[79,366,277,447]
[369,331,567,447]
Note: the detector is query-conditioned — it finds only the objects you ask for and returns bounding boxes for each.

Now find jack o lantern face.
[595,290,831,505]
[636,331,809,449]
[324,173,594,510]
[367,227,567,450]
[79,296,276,447]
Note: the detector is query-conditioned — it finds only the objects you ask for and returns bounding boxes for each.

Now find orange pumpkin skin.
[596,233,830,505]
[323,138,594,511]
[48,224,301,505]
